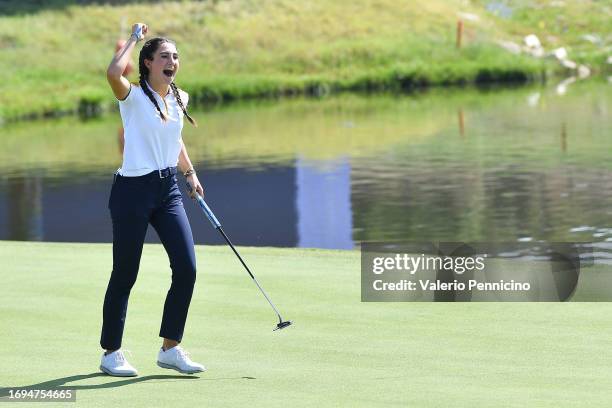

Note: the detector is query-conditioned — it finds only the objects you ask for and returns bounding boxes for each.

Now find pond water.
[1,79,611,251]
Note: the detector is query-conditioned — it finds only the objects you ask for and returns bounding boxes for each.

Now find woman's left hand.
[186,173,204,199]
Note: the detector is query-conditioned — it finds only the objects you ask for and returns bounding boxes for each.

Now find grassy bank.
[2,241,612,406]
[1,0,609,121]
[472,0,612,68]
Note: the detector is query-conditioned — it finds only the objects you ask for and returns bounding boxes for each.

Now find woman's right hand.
[131,23,148,41]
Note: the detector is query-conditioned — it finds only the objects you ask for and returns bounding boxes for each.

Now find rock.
[552,47,568,61]
[523,34,544,57]
[528,47,544,58]
[560,59,577,69]
[524,34,542,49]
[578,65,591,78]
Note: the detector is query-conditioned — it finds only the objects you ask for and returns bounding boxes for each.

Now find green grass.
[472,0,612,68]
[2,241,612,407]
[0,0,588,121]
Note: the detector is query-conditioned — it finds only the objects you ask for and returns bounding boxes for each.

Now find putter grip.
[187,182,221,228]
[133,24,142,39]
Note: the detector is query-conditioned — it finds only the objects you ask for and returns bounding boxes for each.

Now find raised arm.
[106,23,148,100]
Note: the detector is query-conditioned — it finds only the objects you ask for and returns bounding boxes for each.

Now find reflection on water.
[5,175,43,240]
[0,80,611,254]
[297,156,353,249]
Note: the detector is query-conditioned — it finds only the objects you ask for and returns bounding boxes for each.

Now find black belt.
[115,167,178,180]
[157,167,178,179]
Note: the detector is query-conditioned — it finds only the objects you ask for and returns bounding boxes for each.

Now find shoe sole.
[99,365,138,377]
[156,361,205,374]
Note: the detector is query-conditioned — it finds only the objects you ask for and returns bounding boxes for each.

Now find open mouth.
[163,69,174,77]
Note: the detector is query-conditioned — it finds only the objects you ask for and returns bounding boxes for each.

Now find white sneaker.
[157,346,206,374]
[99,350,138,377]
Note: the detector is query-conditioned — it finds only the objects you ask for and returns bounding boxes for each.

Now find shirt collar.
[144,80,172,98]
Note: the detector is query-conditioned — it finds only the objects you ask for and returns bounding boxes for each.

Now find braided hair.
[171,82,197,126]
[138,37,197,126]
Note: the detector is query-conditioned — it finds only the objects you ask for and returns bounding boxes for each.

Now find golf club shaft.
[187,183,285,323]
[216,226,285,323]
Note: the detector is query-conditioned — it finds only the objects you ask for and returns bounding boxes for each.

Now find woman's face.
[145,42,180,85]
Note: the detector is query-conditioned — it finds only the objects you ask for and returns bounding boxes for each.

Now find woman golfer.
[100,23,205,376]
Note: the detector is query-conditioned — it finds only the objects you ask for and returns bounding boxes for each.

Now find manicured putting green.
[1,241,612,407]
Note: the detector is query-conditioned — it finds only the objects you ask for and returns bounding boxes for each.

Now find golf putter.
[186,182,292,331]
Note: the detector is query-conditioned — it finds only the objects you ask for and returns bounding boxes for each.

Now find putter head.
[274,320,292,331]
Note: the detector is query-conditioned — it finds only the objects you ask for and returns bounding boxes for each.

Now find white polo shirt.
[117,82,188,176]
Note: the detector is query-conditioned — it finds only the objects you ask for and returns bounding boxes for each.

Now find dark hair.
[138,37,197,127]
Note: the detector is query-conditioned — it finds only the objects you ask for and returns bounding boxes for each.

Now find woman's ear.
[144,59,152,70]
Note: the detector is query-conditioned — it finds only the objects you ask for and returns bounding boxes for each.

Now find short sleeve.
[117,83,137,106]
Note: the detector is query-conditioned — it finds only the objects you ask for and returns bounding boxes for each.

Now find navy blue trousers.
[100,169,197,350]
